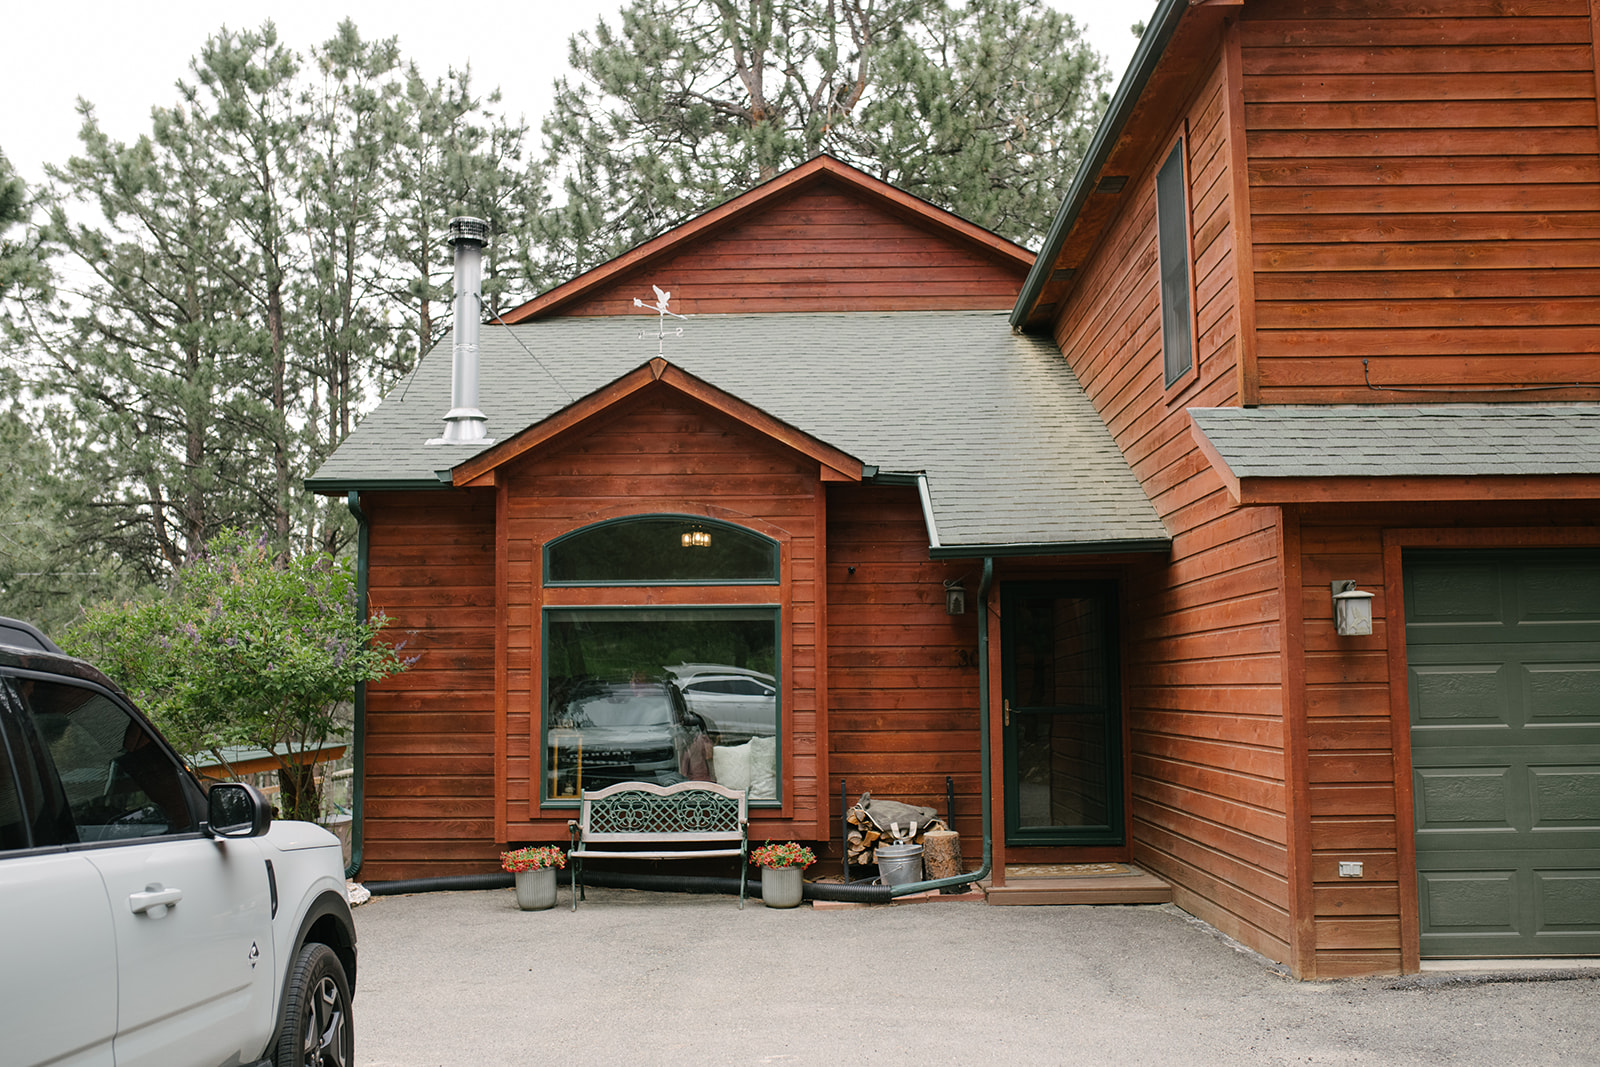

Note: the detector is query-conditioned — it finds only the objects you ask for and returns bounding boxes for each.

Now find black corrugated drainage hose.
[363,870,898,902]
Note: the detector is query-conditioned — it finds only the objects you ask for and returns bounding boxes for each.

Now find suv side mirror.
[205,782,273,838]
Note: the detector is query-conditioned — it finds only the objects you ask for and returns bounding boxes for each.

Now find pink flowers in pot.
[750,842,816,869]
[500,845,568,873]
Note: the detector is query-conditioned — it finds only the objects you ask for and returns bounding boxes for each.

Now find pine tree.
[539,0,1108,274]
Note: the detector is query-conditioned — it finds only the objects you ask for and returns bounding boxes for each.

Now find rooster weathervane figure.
[634,284,688,355]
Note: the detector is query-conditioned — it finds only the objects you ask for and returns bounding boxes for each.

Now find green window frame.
[544,515,779,587]
[540,514,783,808]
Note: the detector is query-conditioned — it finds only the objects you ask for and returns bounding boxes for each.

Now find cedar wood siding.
[1051,55,1298,963]
[1295,502,1600,978]
[501,387,825,842]
[1242,0,1600,404]
[825,483,984,850]
[359,490,499,879]
[552,184,1025,316]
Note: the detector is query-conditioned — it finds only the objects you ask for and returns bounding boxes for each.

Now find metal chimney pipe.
[431,216,492,445]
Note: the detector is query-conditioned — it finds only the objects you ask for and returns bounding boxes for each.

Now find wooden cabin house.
[311,0,1600,981]
[1007,0,1600,977]
[307,154,1171,903]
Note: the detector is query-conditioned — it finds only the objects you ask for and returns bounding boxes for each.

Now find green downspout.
[888,556,994,896]
[345,491,369,881]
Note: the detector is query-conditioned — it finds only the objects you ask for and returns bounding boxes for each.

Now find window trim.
[1155,129,1197,392]
[543,513,780,588]
[538,603,784,809]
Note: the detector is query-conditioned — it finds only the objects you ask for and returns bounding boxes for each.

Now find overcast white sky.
[1,0,1150,185]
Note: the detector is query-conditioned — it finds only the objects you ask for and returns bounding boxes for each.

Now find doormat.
[1005,863,1135,878]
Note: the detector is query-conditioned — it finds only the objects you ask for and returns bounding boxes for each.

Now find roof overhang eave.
[303,477,455,495]
[1009,0,1191,331]
[928,537,1172,561]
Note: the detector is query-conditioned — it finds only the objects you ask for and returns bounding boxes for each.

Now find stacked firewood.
[844,792,945,867]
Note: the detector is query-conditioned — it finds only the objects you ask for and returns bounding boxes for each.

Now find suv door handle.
[129,884,183,914]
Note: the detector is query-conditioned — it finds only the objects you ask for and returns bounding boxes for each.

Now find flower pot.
[514,867,558,911]
[760,865,804,908]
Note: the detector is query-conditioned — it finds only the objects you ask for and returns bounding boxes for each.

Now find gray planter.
[760,866,804,908]
[514,867,558,911]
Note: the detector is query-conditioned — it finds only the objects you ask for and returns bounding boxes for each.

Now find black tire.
[274,942,354,1067]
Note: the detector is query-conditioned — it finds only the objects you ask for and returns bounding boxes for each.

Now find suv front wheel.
[274,942,354,1067]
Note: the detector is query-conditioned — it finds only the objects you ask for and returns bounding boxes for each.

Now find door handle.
[1003,699,1010,727]
[129,884,183,914]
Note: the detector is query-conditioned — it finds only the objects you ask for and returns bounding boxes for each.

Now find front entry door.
[1001,582,1122,846]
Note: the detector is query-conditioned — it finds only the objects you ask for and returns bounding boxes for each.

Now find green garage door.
[1406,550,1600,958]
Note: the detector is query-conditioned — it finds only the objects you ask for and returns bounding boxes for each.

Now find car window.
[13,677,193,841]
[0,713,26,850]
[0,680,77,849]
[689,679,772,696]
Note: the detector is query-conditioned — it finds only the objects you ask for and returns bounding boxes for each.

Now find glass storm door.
[1001,582,1123,846]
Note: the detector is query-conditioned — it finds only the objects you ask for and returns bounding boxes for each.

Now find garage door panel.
[1529,766,1600,827]
[1419,869,1517,933]
[1406,550,1600,958]
[1534,868,1600,932]
[1411,663,1509,724]
[1406,560,1503,622]
[1516,559,1600,622]
[1523,662,1600,721]
[1414,767,1516,830]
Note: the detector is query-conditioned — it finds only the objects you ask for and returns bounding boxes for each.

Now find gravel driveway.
[352,886,1598,1066]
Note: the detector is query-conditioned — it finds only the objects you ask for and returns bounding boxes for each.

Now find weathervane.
[634,284,688,355]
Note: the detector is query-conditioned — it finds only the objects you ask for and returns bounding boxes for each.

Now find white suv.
[0,617,356,1067]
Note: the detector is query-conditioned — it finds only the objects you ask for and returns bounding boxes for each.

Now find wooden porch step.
[983,864,1173,906]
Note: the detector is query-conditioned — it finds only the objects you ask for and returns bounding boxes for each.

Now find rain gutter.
[344,490,369,881]
[304,477,449,494]
[1009,0,1189,331]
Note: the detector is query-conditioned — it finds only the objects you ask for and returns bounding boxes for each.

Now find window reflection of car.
[666,666,777,743]
[555,681,683,789]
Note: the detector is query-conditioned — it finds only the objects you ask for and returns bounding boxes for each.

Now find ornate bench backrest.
[579,781,747,842]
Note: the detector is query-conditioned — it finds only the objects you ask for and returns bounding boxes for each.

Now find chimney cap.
[448,216,490,247]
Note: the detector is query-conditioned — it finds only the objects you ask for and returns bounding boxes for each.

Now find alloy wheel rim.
[302,975,348,1067]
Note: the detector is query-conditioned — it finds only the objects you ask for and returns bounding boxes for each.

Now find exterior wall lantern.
[1331,580,1374,637]
[944,578,967,616]
[681,529,712,548]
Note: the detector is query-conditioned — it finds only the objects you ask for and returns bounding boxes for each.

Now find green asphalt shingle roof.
[308,311,1171,554]
[1190,405,1600,478]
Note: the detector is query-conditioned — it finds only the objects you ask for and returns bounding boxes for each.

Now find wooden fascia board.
[1235,474,1600,505]
[1014,0,1234,332]
[500,156,1029,323]
[1188,415,1243,502]
[448,359,864,486]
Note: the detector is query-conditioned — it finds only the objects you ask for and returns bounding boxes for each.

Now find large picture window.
[542,516,782,806]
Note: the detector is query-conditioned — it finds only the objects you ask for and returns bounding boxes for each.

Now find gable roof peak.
[501,154,1034,323]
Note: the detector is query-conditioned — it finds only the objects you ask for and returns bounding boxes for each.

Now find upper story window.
[1155,138,1194,388]
[546,515,778,585]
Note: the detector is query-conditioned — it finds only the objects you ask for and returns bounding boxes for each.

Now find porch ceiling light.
[1331,580,1374,637]
[681,529,712,549]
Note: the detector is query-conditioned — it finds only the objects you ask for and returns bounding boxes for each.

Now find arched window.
[542,516,781,806]
[545,515,778,585]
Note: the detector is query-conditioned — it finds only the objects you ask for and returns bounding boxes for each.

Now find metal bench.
[567,781,749,909]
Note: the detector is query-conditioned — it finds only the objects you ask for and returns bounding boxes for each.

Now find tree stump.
[921,829,962,881]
